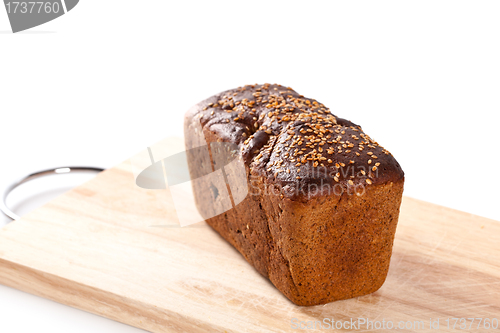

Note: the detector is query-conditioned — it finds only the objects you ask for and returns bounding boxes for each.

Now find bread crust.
[184,83,404,306]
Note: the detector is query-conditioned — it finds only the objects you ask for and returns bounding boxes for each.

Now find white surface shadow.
[0,30,56,34]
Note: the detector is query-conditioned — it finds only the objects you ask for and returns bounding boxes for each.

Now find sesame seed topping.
[199,83,394,189]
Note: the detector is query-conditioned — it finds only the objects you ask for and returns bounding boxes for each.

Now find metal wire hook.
[0,166,104,221]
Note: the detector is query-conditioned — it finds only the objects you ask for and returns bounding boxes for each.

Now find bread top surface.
[186,83,404,201]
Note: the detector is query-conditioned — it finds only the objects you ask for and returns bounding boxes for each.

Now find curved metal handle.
[0,166,104,221]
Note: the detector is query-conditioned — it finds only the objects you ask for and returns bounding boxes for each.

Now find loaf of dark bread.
[184,83,404,306]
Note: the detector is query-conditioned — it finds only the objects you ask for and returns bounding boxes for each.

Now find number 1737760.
[5,2,60,14]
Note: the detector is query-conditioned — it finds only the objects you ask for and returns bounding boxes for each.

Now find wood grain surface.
[0,137,499,333]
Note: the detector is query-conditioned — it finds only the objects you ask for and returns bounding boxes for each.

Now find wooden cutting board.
[0,137,499,333]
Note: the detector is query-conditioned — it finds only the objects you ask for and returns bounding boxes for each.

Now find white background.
[1,1,499,332]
